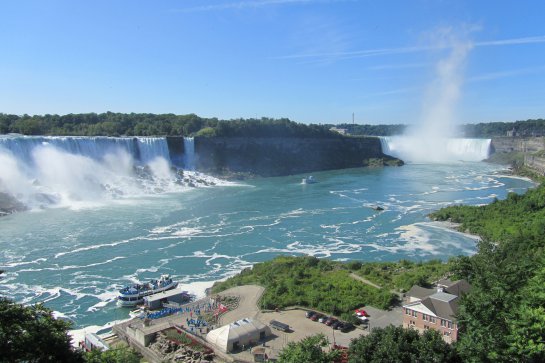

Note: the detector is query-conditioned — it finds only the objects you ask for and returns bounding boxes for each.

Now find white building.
[206,318,271,352]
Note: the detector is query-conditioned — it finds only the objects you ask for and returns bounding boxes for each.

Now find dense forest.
[2,112,545,139]
[463,119,545,137]
[0,113,338,138]
[325,123,406,136]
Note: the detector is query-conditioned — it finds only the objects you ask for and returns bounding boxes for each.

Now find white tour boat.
[117,274,178,307]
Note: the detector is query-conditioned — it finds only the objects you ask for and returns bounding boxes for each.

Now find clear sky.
[1,0,545,125]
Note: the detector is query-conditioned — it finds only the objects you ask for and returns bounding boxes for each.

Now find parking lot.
[215,286,403,362]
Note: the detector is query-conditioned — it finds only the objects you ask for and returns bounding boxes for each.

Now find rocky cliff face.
[190,136,402,178]
[491,136,545,175]
[491,137,545,153]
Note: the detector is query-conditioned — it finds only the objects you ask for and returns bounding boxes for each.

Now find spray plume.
[381,27,487,163]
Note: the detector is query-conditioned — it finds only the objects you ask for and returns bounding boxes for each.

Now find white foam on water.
[87,290,119,312]
[54,237,143,258]
[172,227,204,237]
[1,257,47,268]
[18,256,126,272]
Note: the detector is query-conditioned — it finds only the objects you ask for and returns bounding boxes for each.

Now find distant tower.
[352,112,355,126]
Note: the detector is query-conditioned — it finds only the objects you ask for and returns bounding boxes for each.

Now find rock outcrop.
[0,192,27,216]
[149,332,214,362]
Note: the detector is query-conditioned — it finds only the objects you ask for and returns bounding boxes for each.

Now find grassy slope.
[211,256,396,314]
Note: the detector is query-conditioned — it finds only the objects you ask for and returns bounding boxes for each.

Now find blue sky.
[1,0,545,125]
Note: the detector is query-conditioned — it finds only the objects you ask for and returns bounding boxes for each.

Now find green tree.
[0,297,83,363]
[83,346,140,363]
[348,325,460,363]
[277,334,340,363]
[507,257,545,362]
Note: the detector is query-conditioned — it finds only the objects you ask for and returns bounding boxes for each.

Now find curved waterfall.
[0,135,187,211]
[380,136,492,163]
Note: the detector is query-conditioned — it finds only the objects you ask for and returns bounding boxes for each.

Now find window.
[443,331,451,337]
[430,316,436,324]
[441,319,446,327]
[412,310,417,318]
[448,321,453,329]
[410,320,415,326]
[422,314,428,321]
[405,308,411,315]
[424,325,429,330]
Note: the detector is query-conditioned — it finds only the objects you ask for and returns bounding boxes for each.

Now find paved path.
[349,273,404,302]
[349,273,382,289]
[217,285,265,325]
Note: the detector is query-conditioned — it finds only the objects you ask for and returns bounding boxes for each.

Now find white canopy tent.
[206,318,271,352]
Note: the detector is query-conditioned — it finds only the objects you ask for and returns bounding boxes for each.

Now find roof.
[444,280,471,297]
[421,292,459,320]
[143,288,189,303]
[84,333,110,351]
[206,318,269,352]
[406,285,435,299]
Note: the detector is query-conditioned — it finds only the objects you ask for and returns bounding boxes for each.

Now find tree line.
[0,112,339,138]
[2,112,544,138]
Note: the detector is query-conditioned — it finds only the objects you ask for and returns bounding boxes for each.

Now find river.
[0,157,533,328]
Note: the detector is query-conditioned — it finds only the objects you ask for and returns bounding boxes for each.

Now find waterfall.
[0,135,171,165]
[0,135,182,210]
[380,136,491,163]
[183,137,195,171]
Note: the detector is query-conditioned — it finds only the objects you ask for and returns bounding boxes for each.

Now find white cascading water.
[380,136,491,163]
[0,135,189,210]
[380,29,481,164]
[183,137,195,171]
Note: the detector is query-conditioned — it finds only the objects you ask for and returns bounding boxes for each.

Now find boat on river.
[117,274,178,307]
[301,176,317,184]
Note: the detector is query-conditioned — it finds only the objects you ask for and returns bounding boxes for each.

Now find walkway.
[217,285,265,325]
[349,273,382,289]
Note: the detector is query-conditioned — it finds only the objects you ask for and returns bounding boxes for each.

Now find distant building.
[402,279,470,343]
[330,127,348,135]
[507,128,518,137]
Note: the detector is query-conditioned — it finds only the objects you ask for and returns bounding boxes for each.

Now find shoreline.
[424,220,481,242]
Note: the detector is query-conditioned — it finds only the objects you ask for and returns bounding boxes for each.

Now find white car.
[356,315,368,322]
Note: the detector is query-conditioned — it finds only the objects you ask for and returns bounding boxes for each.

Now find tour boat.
[117,274,178,307]
[301,176,317,184]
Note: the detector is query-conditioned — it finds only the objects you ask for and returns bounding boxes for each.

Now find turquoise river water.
[0,162,534,329]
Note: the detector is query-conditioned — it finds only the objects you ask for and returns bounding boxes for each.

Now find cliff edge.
[191,136,403,178]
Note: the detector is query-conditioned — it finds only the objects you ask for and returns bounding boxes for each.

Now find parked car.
[325,317,337,326]
[310,313,323,322]
[356,315,368,322]
[270,319,290,332]
[331,321,343,330]
[341,323,355,333]
[318,315,329,323]
[306,311,316,319]
[355,308,369,317]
